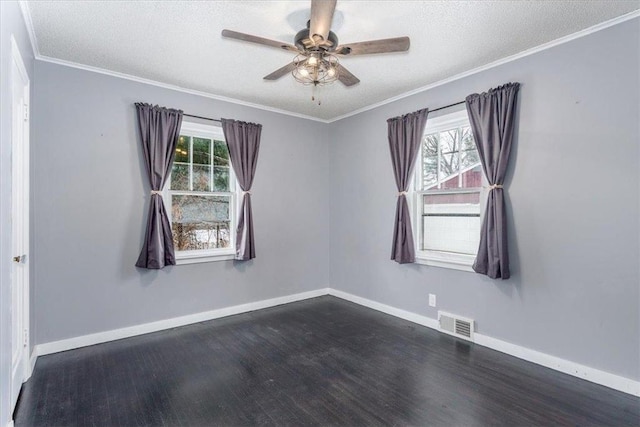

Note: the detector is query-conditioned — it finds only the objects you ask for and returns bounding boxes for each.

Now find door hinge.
[23,104,29,122]
[23,328,28,347]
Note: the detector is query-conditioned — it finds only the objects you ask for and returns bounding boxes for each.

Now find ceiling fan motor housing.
[295,26,339,51]
[222,1,410,87]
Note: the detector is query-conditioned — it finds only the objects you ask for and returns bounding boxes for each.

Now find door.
[10,35,30,414]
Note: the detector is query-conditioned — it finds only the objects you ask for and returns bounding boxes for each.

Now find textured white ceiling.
[26,1,639,121]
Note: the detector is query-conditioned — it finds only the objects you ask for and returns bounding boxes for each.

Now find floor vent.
[438,311,475,342]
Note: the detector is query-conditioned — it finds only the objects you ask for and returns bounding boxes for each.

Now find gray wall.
[0,2,34,425]
[328,19,639,381]
[32,62,330,344]
[31,17,639,385]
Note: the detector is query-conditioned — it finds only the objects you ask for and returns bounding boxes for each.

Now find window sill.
[415,251,476,273]
[175,251,236,265]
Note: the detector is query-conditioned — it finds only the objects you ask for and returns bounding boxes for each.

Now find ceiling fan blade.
[263,62,297,81]
[309,0,337,46]
[222,29,299,52]
[335,37,410,55]
[337,64,360,87]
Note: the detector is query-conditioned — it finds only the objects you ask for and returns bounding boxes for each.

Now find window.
[414,110,484,271]
[165,122,236,264]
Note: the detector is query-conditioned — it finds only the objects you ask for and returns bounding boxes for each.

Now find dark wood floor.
[14,296,640,426]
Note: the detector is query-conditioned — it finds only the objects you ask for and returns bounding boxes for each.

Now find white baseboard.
[473,333,640,397]
[35,288,329,357]
[32,287,639,397]
[28,348,38,377]
[327,289,640,397]
[328,288,439,329]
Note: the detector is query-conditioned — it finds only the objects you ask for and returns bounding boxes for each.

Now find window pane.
[171,195,231,251]
[461,164,483,189]
[459,127,479,169]
[193,165,211,192]
[423,192,480,209]
[439,129,459,186]
[422,192,480,255]
[422,134,438,189]
[175,136,190,163]
[214,140,229,167]
[213,166,230,192]
[193,137,211,165]
[170,163,189,191]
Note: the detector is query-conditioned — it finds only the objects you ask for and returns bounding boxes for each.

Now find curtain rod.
[183,113,222,123]
[429,100,465,113]
[182,100,465,123]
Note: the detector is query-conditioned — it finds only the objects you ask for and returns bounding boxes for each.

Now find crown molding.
[18,2,639,124]
[18,2,327,123]
[18,0,40,58]
[34,55,331,123]
[327,9,640,123]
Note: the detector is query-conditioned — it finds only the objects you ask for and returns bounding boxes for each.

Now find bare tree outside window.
[418,122,483,256]
[169,132,234,253]
[422,126,479,190]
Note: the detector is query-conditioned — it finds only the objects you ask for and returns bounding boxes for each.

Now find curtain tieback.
[242,190,251,195]
[398,191,408,196]
[150,190,163,196]
[488,184,503,191]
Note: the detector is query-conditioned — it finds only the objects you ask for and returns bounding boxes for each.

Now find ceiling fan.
[221,0,410,89]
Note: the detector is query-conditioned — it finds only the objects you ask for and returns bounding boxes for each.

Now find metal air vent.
[438,311,475,342]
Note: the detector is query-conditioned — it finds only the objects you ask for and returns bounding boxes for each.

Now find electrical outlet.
[428,294,436,307]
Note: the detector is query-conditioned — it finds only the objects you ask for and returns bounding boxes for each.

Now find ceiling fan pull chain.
[311,83,322,106]
[222,0,408,91]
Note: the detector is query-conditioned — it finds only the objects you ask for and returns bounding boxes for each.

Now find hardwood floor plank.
[14,296,640,426]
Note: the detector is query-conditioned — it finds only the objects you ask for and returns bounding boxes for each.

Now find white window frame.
[164,121,238,264]
[412,110,485,272]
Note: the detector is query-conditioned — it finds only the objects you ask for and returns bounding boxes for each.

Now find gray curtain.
[387,108,429,264]
[135,103,183,269]
[465,82,520,279]
[221,119,262,261]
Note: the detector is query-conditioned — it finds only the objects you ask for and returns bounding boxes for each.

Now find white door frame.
[9,34,31,415]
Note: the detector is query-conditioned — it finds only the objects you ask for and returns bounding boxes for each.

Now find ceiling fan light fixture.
[292,53,339,86]
[223,0,407,90]
[298,67,310,78]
